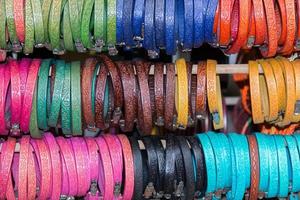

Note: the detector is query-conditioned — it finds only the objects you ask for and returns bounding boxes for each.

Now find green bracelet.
[61,62,72,135]
[30,83,42,138]
[0,0,7,49]
[42,0,52,43]
[106,0,117,54]
[23,0,34,54]
[68,0,84,51]
[91,64,99,116]
[37,60,52,130]
[81,0,95,49]
[49,0,64,53]
[71,61,82,135]
[6,0,21,51]
[94,0,106,51]
[63,2,75,51]
[31,0,45,46]
[48,60,65,127]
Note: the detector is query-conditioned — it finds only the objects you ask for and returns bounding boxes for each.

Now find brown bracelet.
[164,63,176,131]
[154,63,164,126]
[196,61,207,120]
[187,62,194,127]
[99,54,123,125]
[135,61,152,135]
[117,61,137,132]
[81,58,97,130]
[95,63,109,130]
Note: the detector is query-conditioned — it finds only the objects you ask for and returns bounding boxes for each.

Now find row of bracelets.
[3,54,300,138]
[0,0,300,60]
[1,132,300,199]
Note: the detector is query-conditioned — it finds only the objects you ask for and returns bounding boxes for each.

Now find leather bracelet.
[154,0,165,48]
[81,0,96,49]
[259,75,270,123]
[268,59,286,117]
[94,0,106,51]
[132,0,145,43]
[82,58,97,130]
[0,138,16,199]
[177,0,184,46]
[106,0,117,54]
[31,138,52,199]
[292,60,300,122]
[48,60,65,127]
[6,0,21,51]
[277,0,286,46]
[103,134,123,198]
[219,133,232,188]
[176,136,195,200]
[95,136,114,200]
[31,0,45,46]
[196,61,207,121]
[122,0,133,47]
[18,136,30,200]
[136,61,152,135]
[258,59,279,122]
[175,58,189,129]
[144,0,158,56]
[9,59,22,136]
[48,0,64,53]
[197,133,216,195]
[63,2,75,51]
[116,0,123,45]
[41,0,52,44]
[163,135,176,199]
[274,135,289,197]
[252,0,266,45]
[193,0,204,48]
[70,137,91,196]
[20,59,40,133]
[204,0,218,43]
[218,0,233,46]
[23,0,34,54]
[165,0,176,54]
[260,0,277,57]
[164,63,175,130]
[61,63,72,135]
[100,55,123,125]
[277,57,296,127]
[60,149,70,197]
[71,61,82,135]
[207,59,224,129]
[30,80,42,138]
[13,0,25,43]
[154,63,164,126]
[182,0,193,50]
[117,135,134,199]
[247,135,260,200]
[27,140,37,199]
[249,60,264,123]
[0,65,10,134]
[56,137,78,196]
[118,61,137,132]
[129,137,143,199]
[296,0,300,49]
[142,137,158,199]
[0,0,7,50]
[44,133,62,200]
[19,59,30,104]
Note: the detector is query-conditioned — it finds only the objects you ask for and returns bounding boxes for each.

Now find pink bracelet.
[117,135,135,200]
[12,153,19,194]
[27,143,37,200]
[0,138,16,199]
[70,137,91,197]
[18,59,30,102]
[9,59,22,136]
[18,136,30,200]
[61,152,70,197]
[84,137,100,199]
[44,133,62,200]
[95,136,114,200]
[0,64,10,135]
[20,59,40,133]
[103,134,123,199]
[30,139,52,199]
[56,137,78,197]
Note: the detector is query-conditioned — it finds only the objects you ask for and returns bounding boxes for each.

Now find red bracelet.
[57,137,78,197]
[13,0,25,42]
[44,133,62,200]
[0,64,10,135]
[96,136,114,199]
[30,139,52,199]
[18,136,30,200]
[20,59,41,133]
[117,135,134,200]
[19,59,30,102]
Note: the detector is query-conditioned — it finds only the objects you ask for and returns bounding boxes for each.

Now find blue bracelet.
[226,133,236,200]
[176,0,184,46]
[289,135,300,192]
[144,0,158,54]
[240,134,251,189]
[218,133,232,188]
[165,0,176,54]
[132,0,145,41]
[154,0,165,48]
[183,0,194,50]
[255,133,269,193]
[122,0,134,47]
[264,135,279,198]
[206,132,226,193]
[196,133,217,194]
[204,0,218,43]
[116,0,124,45]
[227,133,247,200]
[193,0,204,47]
[273,135,289,197]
